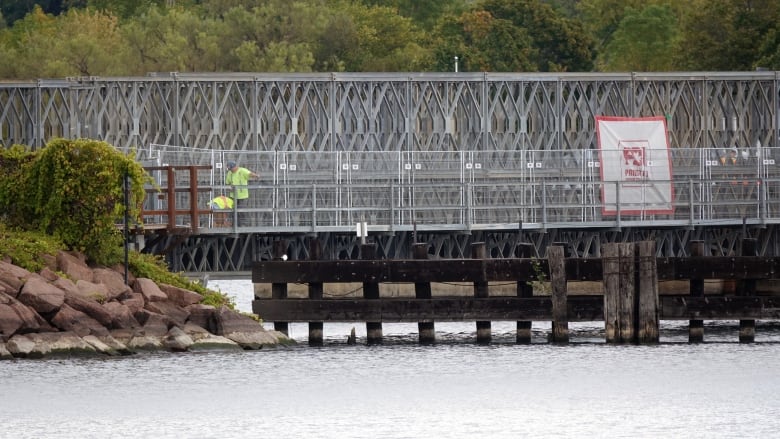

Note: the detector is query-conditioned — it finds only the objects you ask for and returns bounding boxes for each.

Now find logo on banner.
[619,141,649,181]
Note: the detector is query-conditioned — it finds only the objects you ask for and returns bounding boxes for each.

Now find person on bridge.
[225,161,258,226]
[208,195,234,227]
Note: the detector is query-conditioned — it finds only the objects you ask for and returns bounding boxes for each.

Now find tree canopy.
[1,0,779,79]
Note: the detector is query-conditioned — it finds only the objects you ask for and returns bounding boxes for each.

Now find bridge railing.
[134,146,780,232]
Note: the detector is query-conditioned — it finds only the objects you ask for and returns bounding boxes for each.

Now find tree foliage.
[1,0,780,77]
[601,5,679,71]
[2,139,150,265]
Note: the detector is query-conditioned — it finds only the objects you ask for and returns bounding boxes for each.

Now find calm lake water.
[2,279,780,438]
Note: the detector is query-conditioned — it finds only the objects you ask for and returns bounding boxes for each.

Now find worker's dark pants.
[236,198,250,226]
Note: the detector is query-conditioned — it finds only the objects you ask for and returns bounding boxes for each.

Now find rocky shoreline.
[0,251,292,359]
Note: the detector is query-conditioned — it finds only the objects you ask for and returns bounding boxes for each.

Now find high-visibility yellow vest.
[209,195,234,209]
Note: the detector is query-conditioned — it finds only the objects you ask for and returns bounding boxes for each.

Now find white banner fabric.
[596,116,674,215]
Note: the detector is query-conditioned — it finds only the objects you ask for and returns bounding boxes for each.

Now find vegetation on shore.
[0,139,234,309]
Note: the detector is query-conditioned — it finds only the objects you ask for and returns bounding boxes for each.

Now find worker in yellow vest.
[208,195,234,227]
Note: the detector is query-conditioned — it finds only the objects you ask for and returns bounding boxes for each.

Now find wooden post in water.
[547,246,568,343]
[603,243,619,342]
[603,242,637,343]
[362,243,383,345]
[413,243,435,344]
[738,238,757,343]
[471,242,491,344]
[272,239,289,335]
[637,241,659,343]
[308,239,324,346]
[689,240,705,343]
[618,243,636,342]
[516,243,534,344]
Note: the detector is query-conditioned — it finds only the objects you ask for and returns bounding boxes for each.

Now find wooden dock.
[251,239,780,345]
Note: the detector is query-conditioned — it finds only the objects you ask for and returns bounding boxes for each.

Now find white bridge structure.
[1,72,780,272]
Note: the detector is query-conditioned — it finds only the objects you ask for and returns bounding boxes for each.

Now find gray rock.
[0,342,11,360]
[163,326,193,352]
[82,334,129,356]
[224,330,281,349]
[25,332,96,356]
[7,334,37,358]
[189,334,242,351]
[127,335,163,351]
[18,276,65,314]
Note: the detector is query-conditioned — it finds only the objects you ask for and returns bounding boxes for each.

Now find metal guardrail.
[136,147,780,233]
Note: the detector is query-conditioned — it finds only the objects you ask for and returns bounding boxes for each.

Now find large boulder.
[56,251,94,282]
[24,332,97,357]
[159,283,203,307]
[0,260,32,281]
[214,306,264,335]
[50,304,109,337]
[0,293,44,336]
[92,268,132,301]
[188,333,242,351]
[18,276,65,314]
[82,334,131,356]
[133,278,168,303]
[102,302,140,329]
[0,342,11,360]
[64,294,113,327]
[120,292,145,314]
[186,304,216,333]
[0,303,23,339]
[75,280,110,303]
[163,326,193,352]
[213,306,284,349]
[146,300,189,327]
[6,334,38,358]
[134,310,171,337]
[0,279,19,297]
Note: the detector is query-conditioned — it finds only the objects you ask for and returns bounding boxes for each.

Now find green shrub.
[16,138,149,265]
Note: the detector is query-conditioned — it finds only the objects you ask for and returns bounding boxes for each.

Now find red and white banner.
[595,116,674,215]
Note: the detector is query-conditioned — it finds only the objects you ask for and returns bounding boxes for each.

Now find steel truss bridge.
[2,72,780,273]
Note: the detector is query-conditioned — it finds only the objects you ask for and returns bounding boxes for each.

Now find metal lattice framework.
[2,72,779,272]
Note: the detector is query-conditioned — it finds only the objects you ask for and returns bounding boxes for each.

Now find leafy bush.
[0,222,63,272]
[13,138,149,265]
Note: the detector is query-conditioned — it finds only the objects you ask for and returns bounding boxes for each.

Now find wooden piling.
[618,243,636,342]
[637,241,659,343]
[516,243,534,344]
[547,246,568,343]
[602,243,618,342]
[362,243,383,345]
[738,238,757,343]
[308,239,323,346]
[472,242,491,344]
[689,240,705,342]
[413,243,435,344]
[272,240,289,335]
